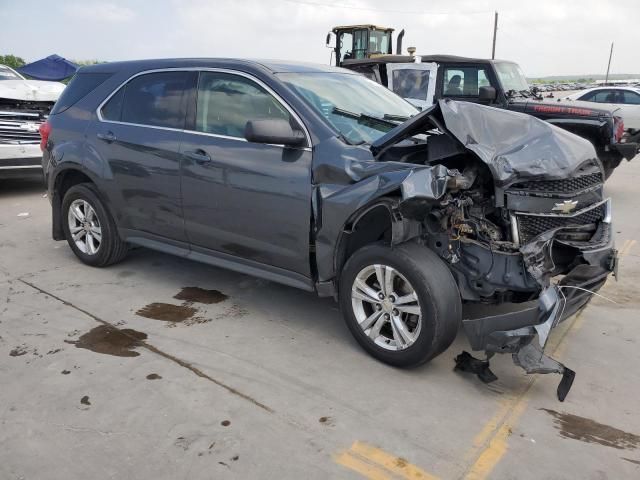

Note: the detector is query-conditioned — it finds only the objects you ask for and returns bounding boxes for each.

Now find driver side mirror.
[479,86,497,102]
[244,119,306,147]
[326,33,331,46]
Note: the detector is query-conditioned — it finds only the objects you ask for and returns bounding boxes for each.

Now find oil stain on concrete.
[136,303,198,322]
[541,408,640,450]
[66,325,147,357]
[174,287,228,304]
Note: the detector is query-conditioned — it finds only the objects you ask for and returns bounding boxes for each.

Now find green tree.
[0,54,26,69]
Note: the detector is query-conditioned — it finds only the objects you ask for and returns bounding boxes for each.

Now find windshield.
[495,62,529,92]
[0,65,23,80]
[280,72,418,144]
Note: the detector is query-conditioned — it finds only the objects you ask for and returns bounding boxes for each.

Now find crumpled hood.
[372,100,600,186]
[0,79,65,102]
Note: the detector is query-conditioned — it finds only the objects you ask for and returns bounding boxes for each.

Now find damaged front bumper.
[457,228,617,401]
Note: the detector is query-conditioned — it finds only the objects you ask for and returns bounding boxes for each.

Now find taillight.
[39,121,51,151]
[613,115,625,143]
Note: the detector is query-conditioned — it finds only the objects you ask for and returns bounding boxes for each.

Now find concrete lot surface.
[1,160,639,480]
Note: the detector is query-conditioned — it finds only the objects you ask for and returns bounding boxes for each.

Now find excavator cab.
[327,25,398,67]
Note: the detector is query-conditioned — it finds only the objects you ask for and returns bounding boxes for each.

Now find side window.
[339,32,354,62]
[116,71,190,128]
[578,91,597,102]
[589,90,621,103]
[195,72,291,139]
[442,67,489,97]
[101,87,124,121]
[353,30,368,59]
[392,69,431,101]
[622,91,640,105]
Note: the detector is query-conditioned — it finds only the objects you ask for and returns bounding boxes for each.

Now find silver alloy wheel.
[67,199,102,255]
[351,264,422,351]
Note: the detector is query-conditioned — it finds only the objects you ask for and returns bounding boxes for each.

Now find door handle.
[184,149,212,164]
[97,131,116,143]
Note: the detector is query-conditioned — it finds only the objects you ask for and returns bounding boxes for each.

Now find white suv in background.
[0,64,65,179]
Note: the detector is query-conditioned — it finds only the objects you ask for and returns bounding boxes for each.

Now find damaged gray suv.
[42,60,617,400]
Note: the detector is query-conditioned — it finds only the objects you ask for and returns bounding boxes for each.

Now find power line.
[282,0,493,16]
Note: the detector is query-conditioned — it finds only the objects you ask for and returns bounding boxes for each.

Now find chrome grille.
[516,202,606,243]
[510,172,603,194]
[0,119,42,145]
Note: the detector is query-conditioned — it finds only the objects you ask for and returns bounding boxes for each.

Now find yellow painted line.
[335,441,439,480]
[350,441,439,480]
[619,239,636,257]
[335,451,393,480]
[461,309,585,480]
[464,399,530,480]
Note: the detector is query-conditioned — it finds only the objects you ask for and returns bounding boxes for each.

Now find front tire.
[339,242,461,367]
[61,183,128,267]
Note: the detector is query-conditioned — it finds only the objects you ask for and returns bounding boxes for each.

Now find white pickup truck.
[0,64,65,179]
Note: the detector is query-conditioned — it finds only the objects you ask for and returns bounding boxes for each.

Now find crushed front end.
[368,100,617,400]
[454,162,616,401]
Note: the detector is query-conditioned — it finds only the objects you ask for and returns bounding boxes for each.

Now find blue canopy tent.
[17,54,78,81]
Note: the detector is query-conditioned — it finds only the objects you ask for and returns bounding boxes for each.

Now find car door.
[90,70,196,243]
[386,63,438,110]
[179,70,313,277]
[619,90,640,130]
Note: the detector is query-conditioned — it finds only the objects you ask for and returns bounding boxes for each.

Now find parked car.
[326,25,639,179]
[0,64,65,179]
[42,59,617,399]
[564,86,640,140]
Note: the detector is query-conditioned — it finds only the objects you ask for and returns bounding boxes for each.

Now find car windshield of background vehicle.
[281,72,418,145]
[0,66,22,80]
[495,62,529,92]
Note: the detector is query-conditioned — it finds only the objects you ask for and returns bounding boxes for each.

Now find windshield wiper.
[331,107,399,128]
[383,113,410,122]
[506,89,527,99]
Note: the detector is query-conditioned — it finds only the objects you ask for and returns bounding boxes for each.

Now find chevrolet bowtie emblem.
[552,200,578,213]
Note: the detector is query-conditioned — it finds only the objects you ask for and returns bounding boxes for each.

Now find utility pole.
[491,11,498,60]
[604,42,614,85]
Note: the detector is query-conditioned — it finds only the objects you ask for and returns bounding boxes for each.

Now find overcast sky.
[1,0,638,77]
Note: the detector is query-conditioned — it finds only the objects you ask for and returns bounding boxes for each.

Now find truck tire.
[339,242,461,367]
[61,183,129,267]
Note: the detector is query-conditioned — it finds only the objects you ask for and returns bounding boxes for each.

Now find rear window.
[50,72,113,115]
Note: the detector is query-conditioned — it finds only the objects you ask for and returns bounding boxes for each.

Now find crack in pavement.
[18,278,274,414]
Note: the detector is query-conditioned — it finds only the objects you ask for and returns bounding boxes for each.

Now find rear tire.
[61,183,128,267]
[339,242,461,367]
